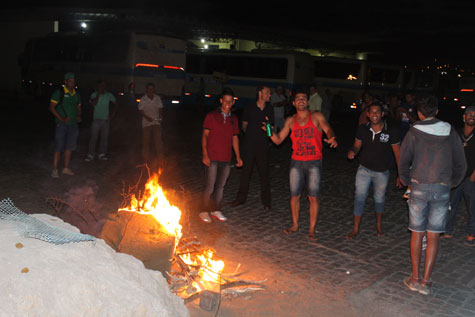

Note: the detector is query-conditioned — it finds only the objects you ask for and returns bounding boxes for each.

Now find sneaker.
[84,154,94,162]
[199,212,212,223]
[62,168,74,176]
[465,235,475,247]
[418,279,432,295]
[51,169,59,178]
[98,154,108,161]
[210,211,227,222]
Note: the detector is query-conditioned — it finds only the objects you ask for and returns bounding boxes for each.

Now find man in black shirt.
[444,105,475,246]
[232,86,275,210]
[346,103,401,239]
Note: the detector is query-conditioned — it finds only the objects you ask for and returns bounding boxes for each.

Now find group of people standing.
[49,72,165,178]
[199,84,474,297]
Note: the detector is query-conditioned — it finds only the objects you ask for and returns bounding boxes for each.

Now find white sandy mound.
[0,214,189,317]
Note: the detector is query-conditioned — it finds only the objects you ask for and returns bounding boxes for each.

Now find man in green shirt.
[49,72,82,178]
[85,80,118,162]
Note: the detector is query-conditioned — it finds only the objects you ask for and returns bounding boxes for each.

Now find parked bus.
[183,49,314,110]
[313,57,439,113]
[19,31,186,106]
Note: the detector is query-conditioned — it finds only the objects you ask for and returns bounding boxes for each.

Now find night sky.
[3,0,475,66]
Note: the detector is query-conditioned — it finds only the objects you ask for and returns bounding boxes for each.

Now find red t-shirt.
[290,115,323,161]
[203,111,240,162]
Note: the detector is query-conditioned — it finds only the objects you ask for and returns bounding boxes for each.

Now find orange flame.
[119,173,182,241]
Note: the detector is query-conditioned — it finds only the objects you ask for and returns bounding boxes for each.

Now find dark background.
[3,0,475,68]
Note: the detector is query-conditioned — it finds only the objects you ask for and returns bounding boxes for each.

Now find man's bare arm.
[313,112,337,148]
[269,117,292,145]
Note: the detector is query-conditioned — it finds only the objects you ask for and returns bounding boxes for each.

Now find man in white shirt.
[138,83,164,166]
[308,84,323,112]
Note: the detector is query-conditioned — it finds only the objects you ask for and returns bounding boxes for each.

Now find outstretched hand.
[324,136,338,148]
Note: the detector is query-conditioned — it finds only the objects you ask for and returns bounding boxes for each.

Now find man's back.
[399,118,466,187]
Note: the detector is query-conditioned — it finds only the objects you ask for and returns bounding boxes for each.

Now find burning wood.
[116,170,266,310]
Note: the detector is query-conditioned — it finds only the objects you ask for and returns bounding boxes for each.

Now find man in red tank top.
[268,89,337,240]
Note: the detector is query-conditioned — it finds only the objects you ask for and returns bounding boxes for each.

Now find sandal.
[418,279,432,295]
[376,230,385,237]
[283,227,298,235]
[345,231,359,240]
[403,276,420,292]
[308,233,318,241]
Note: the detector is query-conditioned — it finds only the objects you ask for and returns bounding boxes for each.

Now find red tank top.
[290,115,323,161]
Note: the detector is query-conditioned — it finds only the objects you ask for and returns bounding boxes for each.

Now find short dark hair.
[146,82,155,89]
[366,102,383,112]
[221,87,234,97]
[417,95,438,117]
[256,85,269,98]
[293,88,310,100]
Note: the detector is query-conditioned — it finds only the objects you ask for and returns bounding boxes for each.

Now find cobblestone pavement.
[2,103,474,316]
[160,109,475,317]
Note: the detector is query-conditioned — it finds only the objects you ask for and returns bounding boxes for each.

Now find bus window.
[314,61,362,80]
[368,67,400,84]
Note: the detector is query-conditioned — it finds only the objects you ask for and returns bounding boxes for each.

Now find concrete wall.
[0,21,55,95]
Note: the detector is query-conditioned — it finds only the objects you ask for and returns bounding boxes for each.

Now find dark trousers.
[236,148,271,206]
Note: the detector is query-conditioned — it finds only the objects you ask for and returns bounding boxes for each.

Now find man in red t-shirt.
[200,87,243,223]
[268,89,337,240]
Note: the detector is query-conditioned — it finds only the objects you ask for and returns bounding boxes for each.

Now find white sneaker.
[62,168,75,176]
[84,154,94,162]
[199,212,212,223]
[98,154,108,161]
[210,211,227,222]
[51,169,59,178]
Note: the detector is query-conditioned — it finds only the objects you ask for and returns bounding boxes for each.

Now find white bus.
[183,49,314,110]
[20,31,186,106]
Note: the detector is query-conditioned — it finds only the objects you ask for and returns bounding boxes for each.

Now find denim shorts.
[289,159,322,197]
[408,183,450,233]
[54,123,79,152]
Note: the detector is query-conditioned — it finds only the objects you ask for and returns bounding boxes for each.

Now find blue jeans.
[203,161,231,212]
[408,183,450,233]
[54,123,79,152]
[445,178,475,235]
[353,165,390,216]
[289,159,322,197]
[88,119,109,156]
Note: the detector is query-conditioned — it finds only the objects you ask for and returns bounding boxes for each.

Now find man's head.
[416,95,438,119]
[309,84,318,95]
[145,83,156,99]
[220,87,235,114]
[464,105,475,127]
[366,103,384,125]
[388,94,400,108]
[292,88,310,111]
[257,86,271,102]
[362,92,374,104]
[405,91,415,104]
[97,79,106,93]
[64,72,75,90]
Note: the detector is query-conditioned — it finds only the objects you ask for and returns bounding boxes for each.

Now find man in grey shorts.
[268,89,337,240]
[399,95,466,295]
